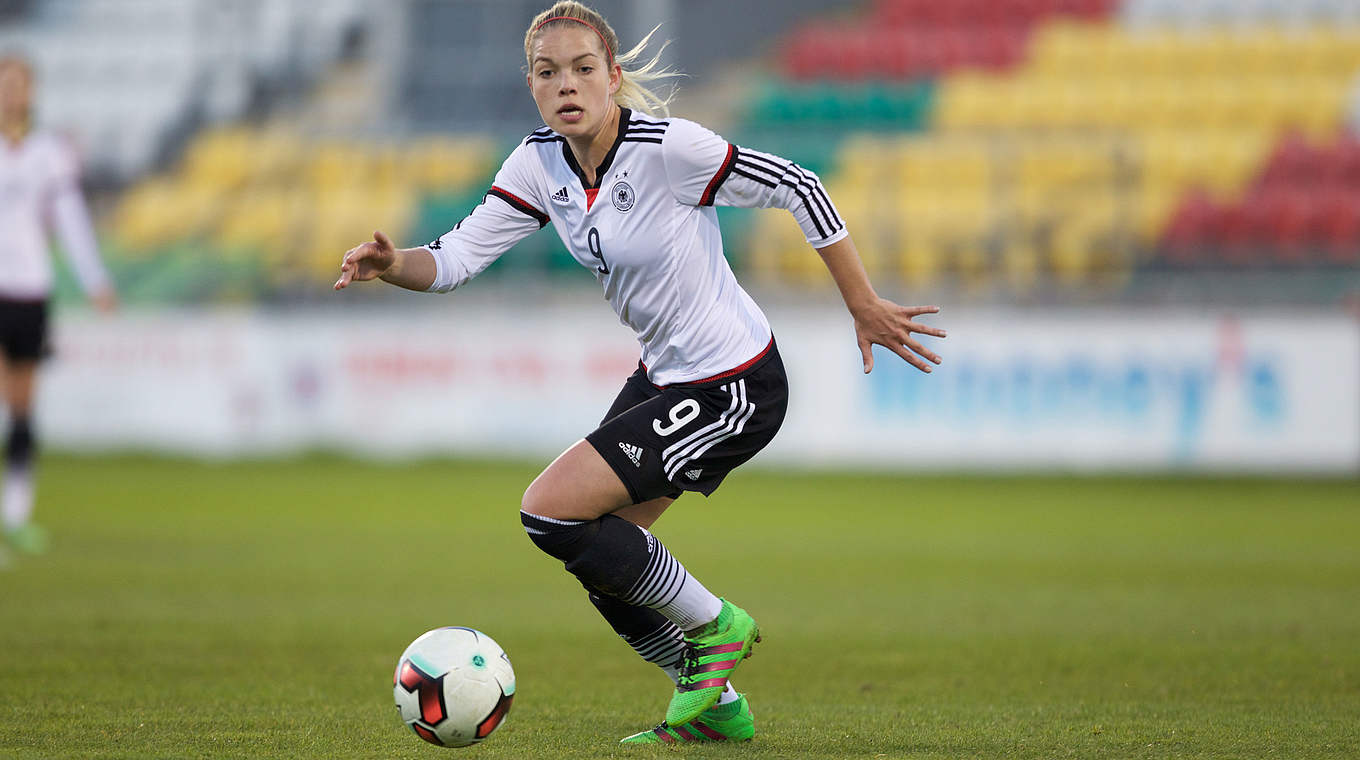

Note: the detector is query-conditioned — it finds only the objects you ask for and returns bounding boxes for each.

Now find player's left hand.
[852,299,945,374]
[91,287,118,314]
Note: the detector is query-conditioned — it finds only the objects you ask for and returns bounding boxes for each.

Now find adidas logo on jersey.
[684,469,703,481]
[619,442,644,467]
[550,186,571,205]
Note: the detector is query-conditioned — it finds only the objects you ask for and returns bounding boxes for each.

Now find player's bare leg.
[612,495,673,530]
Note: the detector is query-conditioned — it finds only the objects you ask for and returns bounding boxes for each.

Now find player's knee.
[5,416,34,467]
[520,477,554,519]
[518,512,651,598]
[520,510,599,563]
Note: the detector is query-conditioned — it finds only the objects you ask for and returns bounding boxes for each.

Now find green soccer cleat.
[664,599,760,726]
[4,523,48,555]
[621,693,755,744]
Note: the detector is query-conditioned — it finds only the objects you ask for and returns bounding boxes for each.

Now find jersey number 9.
[588,227,609,275]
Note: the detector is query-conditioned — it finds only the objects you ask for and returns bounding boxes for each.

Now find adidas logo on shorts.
[550,186,571,205]
[618,442,644,467]
[684,469,703,481]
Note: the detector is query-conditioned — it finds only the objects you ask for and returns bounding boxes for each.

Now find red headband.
[534,16,613,65]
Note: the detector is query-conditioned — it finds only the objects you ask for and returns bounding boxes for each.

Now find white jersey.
[0,130,110,301]
[425,108,847,386]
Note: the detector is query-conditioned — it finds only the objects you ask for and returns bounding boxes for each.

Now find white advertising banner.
[765,307,1360,473]
[33,304,1360,473]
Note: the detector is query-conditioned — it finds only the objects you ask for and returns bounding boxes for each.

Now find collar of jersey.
[559,106,631,191]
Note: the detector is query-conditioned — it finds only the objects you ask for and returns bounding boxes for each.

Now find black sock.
[586,586,686,672]
[5,415,34,471]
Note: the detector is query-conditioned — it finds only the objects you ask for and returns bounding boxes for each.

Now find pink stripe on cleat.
[697,642,746,656]
[674,726,699,741]
[693,722,727,741]
[653,727,676,744]
[694,660,738,673]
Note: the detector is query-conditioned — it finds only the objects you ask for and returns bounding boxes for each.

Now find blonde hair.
[524,1,679,118]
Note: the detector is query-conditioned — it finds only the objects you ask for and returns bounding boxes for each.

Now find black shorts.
[0,298,49,363]
[586,339,789,503]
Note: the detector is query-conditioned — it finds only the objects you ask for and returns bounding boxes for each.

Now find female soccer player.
[335,2,944,744]
[0,54,116,558]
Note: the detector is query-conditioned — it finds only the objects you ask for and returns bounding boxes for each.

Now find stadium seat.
[1213,200,1256,266]
[1317,190,1360,264]
[1258,187,1316,263]
[1161,190,1217,266]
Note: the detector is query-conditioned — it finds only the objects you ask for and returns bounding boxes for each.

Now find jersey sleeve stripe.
[732,165,777,188]
[488,186,549,228]
[735,151,786,175]
[699,143,738,207]
[791,166,843,233]
[734,158,780,182]
[741,152,843,235]
[782,177,829,238]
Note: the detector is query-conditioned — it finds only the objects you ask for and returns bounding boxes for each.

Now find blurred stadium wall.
[2,0,1357,472]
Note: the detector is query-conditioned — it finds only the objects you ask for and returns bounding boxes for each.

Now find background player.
[0,54,117,556]
[334,1,944,744]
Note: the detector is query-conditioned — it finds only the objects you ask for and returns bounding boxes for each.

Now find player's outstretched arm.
[334,231,437,292]
[816,234,946,375]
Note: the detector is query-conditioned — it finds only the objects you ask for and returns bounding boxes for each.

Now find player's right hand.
[334,230,397,290]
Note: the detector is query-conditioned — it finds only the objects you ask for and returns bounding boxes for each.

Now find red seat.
[1317,189,1360,264]
[1000,0,1051,25]
[1321,134,1360,191]
[1056,0,1118,19]
[1161,190,1217,265]
[877,0,949,26]
[1215,198,1257,266]
[873,0,913,27]
[836,28,874,79]
[781,27,833,81]
[1258,132,1319,191]
[975,24,1028,70]
[899,28,945,76]
[1260,188,1315,263]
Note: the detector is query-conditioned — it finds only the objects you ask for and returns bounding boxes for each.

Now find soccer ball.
[393,627,516,748]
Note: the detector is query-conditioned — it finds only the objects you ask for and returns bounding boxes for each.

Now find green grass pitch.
[1,456,1357,759]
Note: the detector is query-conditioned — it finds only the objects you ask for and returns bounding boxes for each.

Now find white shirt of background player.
[0,129,113,302]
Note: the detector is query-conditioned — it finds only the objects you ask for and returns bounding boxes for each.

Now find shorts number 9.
[653,399,700,437]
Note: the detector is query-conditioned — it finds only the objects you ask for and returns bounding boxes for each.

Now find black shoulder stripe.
[734,158,781,181]
[790,173,838,236]
[628,118,670,127]
[487,186,549,228]
[738,150,787,175]
[622,137,663,144]
[732,166,776,189]
[627,126,667,135]
[526,136,564,145]
[801,170,843,232]
[779,178,829,238]
[791,164,842,232]
[751,153,840,235]
[736,148,842,235]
